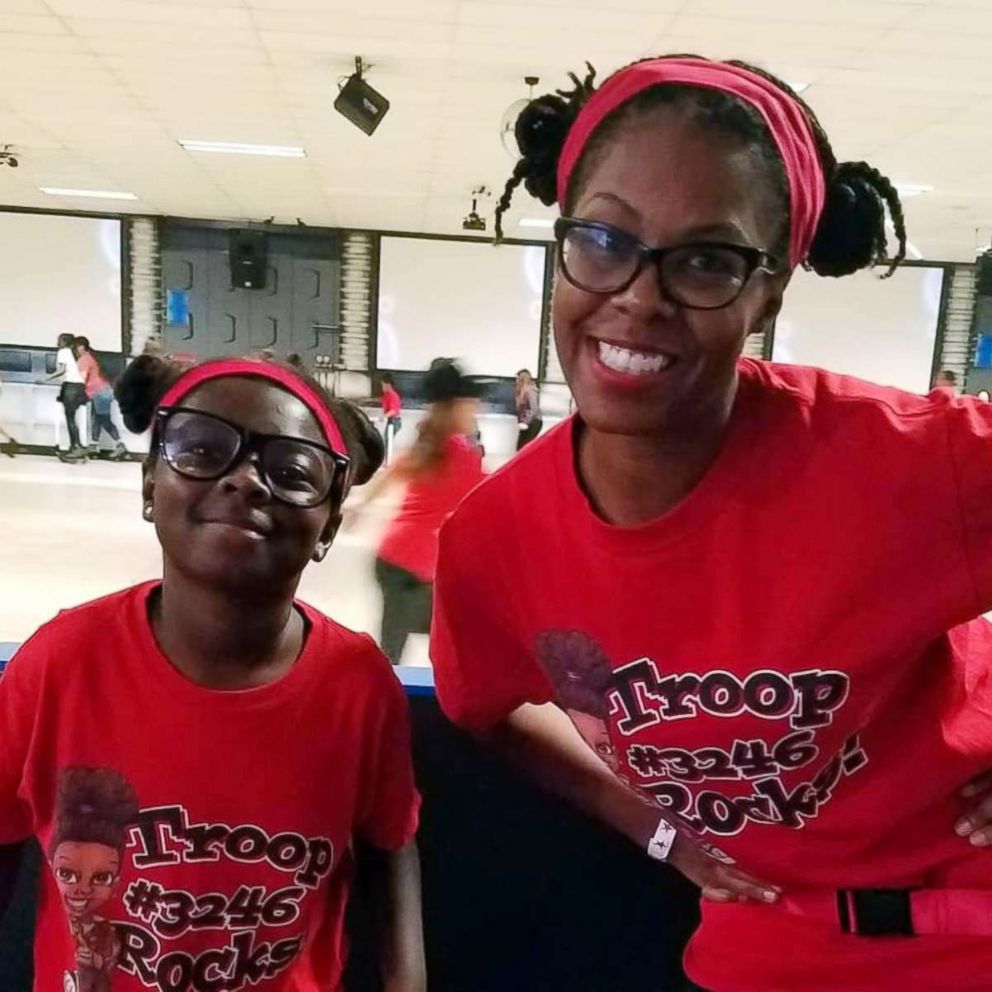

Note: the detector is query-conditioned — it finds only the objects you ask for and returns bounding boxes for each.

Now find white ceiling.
[0,0,990,260]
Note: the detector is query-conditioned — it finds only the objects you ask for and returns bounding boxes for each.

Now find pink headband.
[158,358,349,459]
[556,57,826,269]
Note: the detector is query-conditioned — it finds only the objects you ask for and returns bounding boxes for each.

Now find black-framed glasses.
[154,407,350,509]
[554,217,779,311]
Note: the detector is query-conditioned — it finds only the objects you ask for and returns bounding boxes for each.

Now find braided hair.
[115,353,385,487]
[495,55,906,279]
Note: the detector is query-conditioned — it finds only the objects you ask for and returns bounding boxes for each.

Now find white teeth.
[598,341,671,376]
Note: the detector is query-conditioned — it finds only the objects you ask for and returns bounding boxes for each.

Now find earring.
[312,545,328,563]
[142,503,154,522]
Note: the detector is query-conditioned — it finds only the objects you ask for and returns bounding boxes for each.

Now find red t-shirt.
[432,359,992,992]
[76,352,110,399]
[0,583,419,992]
[378,435,484,582]
[380,388,401,420]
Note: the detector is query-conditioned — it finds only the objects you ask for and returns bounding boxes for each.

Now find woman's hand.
[956,770,992,845]
[668,831,781,904]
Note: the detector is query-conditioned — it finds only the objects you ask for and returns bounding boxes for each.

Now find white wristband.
[646,818,678,862]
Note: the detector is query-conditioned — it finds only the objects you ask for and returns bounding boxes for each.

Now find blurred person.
[73,337,127,461]
[351,361,484,664]
[40,332,87,462]
[934,369,960,397]
[514,368,544,450]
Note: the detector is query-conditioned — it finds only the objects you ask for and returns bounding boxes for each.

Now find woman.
[0,354,425,991]
[41,333,88,462]
[354,360,483,665]
[432,56,992,991]
[73,337,128,461]
[514,369,543,450]
[380,373,403,464]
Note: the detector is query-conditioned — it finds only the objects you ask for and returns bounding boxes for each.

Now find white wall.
[0,211,123,351]
[377,237,545,376]
[773,265,944,394]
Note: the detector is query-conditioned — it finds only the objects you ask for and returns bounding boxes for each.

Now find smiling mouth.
[595,340,676,376]
[65,896,91,914]
[202,519,272,539]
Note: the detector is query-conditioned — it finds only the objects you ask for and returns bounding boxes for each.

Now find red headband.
[556,57,826,269]
[157,358,349,459]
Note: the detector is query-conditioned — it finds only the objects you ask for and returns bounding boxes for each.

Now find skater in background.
[74,337,128,461]
[380,373,403,465]
[514,369,543,451]
[351,361,484,664]
[933,369,960,397]
[0,368,21,457]
[41,333,88,462]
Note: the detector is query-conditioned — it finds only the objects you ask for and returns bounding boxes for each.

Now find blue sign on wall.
[166,290,190,327]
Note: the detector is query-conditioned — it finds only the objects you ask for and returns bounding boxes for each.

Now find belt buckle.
[838,888,915,937]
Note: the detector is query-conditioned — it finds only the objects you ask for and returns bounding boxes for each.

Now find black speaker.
[334,74,390,136]
[978,249,992,298]
[228,229,268,290]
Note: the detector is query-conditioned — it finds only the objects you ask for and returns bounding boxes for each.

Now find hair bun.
[807,161,905,278]
[494,64,597,240]
[329,401,384,487]
[513,95,575,206]
[114,353,183,433]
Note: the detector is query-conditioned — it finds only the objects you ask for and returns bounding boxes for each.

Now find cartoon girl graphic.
[534,630,619,772]
[48,767,139,992]
[534,631,736,866]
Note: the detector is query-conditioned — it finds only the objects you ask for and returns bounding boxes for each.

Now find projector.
[462,211,486,233]
[334,61,390,136]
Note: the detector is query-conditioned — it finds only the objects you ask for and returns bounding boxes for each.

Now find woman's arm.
[485,703,780,903]
[40,363,66,384]
[366,839,426,992]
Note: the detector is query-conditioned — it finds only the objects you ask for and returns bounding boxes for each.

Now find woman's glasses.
[554,217,779,311]
[155,407,349,509]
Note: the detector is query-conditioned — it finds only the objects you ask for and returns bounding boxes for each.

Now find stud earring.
[142,503,154,521]
[312,545,328,563]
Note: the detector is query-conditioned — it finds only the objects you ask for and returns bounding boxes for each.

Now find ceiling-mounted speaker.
[229,229,268,290]
[334,57,390,136]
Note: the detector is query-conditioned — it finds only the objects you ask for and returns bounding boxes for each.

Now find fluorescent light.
[40,187,137,201]
[179,140,306,158]
[895,183,934,198]
[519,217,555,229]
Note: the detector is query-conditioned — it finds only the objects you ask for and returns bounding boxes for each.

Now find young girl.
[0,354,425,991]
[353,361,484,665]
[73,336,128,461]
[432,55,992,991]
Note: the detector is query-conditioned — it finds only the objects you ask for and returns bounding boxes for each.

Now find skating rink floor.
[0,453,438,665]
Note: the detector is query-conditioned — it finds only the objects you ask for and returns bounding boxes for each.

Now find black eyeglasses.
[554,217,779,311]
[154,407,350,509]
